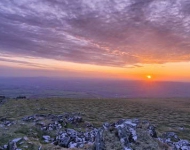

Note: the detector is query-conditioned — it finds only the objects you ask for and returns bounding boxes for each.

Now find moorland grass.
[0,98,190,146]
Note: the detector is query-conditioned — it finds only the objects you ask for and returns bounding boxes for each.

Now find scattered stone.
[161,132,180,143]
[42,135,51,143]
[22,116,36,122]
[59,137,71,147]
[3,145,7,149]
[159,132,190,150]
[175,140,190,150]
[1,113,190,150]
[7,141,17,150]
[0,119,15,127]
[103,122,110,130]
[85,122,94,128]
[54,127,98,148]
[94,129,105,150]
[22,113,84,132]
[12,138,22,143]
[178,126,185,131]
[23,137,29,141]
[147,125,157,138]
[38,145,42,150]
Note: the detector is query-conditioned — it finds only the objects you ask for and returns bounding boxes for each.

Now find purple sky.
[0,0,190,80]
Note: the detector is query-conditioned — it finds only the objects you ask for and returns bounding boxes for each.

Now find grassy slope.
[0,98,190,146]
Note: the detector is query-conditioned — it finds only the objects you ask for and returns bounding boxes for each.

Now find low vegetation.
[0,98,190,149]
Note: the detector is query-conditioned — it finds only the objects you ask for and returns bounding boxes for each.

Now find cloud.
[0,0,190,67]
[0,57,48,68]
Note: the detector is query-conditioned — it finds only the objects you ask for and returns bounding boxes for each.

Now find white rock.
[42,135,50,141]
[12,138,22,143]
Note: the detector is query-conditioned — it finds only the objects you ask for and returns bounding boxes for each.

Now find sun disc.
[147,75,152,79]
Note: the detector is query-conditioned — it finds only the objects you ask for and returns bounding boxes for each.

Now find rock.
[0,118,7,122]
[117,126,132,149]
[178,126,185,131]
[175,140,190,150]
[148,125,157,138]
[59,137,71,147]
[1,113,190,150]
[115,119,138,149]
[22,116,36,122]
[3,145,8,149]
[36,122,45,126]
[41,126,47,130]
[42,135,51,143]
[158,132,190,150]
[47,122,62,131]
[94,129,105,150]
[0,119,15,127]
[38,145,42,150]
[53,127,98,149]
[22,146,28,149]
[4,121,13,127]
[103,122,110,130]
[69,142,77,148]
[162,132,180,142]
[12,138,22,143]
[85,122,93,128]
[58,119,64,123]
[23,137,28,141]
[66,114,83,125]
[7,141,17,150]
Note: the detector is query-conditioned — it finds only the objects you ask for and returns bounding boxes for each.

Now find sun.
[146,75,152,79]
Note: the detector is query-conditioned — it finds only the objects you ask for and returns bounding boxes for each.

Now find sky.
[0,0,190,81]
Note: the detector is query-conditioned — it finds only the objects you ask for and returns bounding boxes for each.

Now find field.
[0,98,190,148]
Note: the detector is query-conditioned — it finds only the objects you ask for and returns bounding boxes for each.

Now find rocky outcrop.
[94,129,105,150]
[1,113,190,150]
[0,118,15,127]
[54,128,98,148]
[159,132,190,150]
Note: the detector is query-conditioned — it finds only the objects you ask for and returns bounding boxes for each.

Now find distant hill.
[0,77,190,98]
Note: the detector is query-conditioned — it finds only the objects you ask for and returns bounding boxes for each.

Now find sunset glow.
[0,1,190,82]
